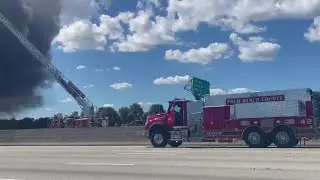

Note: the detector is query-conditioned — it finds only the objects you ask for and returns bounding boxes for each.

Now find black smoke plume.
[0,0,61,115]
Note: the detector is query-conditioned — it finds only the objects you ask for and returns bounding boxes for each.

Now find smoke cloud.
[0,0,61,114]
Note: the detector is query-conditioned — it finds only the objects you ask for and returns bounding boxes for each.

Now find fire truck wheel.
[150,130,168,148]
[243,129,266,148]
[273,128,295,148]
[168,140,182,148]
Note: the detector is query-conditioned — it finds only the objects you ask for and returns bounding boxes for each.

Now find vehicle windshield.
[167,102,174,113]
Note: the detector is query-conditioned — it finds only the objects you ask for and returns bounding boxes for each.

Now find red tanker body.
[144,88,320,148]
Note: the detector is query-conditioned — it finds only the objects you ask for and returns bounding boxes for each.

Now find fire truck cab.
[145,88,320,148]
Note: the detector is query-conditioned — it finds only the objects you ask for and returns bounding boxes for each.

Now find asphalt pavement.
[0,146,319,180]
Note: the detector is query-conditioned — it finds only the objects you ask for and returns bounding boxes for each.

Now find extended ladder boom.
[0,12,94,116]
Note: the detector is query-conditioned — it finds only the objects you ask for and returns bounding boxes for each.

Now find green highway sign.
[191,77,210,100]
[184,77,211,100]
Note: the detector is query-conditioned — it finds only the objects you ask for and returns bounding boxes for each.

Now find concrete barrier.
[0,127,147,144]
[3,127,320,147]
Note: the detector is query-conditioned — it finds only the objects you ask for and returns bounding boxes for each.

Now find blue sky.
[18,0,320,118]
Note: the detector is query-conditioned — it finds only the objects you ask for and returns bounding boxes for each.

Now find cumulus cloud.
[153,75,190,85]
[113,66,121,71]
[210,88,256,95]
[53,0,320,56]
[60,0,111,25]
[95,68,104,72]
[103,103,114,107]
[45,108,54,111]
[305,16,320,42]
[76,65,86,70]
[167,0,320,34]
[111,10,175,52]
[165,43,230,65]
[138,101,154,106]
[230,33,281,62]
[60,97,73,103]
[53,14,123,52]
[110,82,132,90]
[83,84,95,89]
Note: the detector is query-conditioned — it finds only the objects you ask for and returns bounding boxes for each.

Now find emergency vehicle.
[144,88,320,148]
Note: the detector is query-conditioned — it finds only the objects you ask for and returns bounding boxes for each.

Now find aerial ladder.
[0,12,95,117]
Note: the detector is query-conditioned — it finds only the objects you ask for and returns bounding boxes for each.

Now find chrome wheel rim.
[248,132,261,144]
[276,132,290,144]
[153,134,164,144]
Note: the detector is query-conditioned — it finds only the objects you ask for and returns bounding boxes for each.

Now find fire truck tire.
[150,130,169,148]
[243,129,267,148]
[168,140,182,148]
[273,128,296,148]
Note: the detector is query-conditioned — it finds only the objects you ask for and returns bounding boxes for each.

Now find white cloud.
[60,0,111,25]
[137,0,162,9]
[210,88,256,95]
[111,10,175,52]
[76,65,86,70]
[165,43,230,65]
[110,82,132,90]
[167,0,320,34]
[53,13,124,53]
[60,97,73,103]
[305,16,320,42]
[56,6,175,53]
[210,89,227,96]
[53,20,108,52]
[113,66,121,71]
[95,68,104,72]
[54,0,320,54]
[153,75,190,85]
[45,108,54,111]
[230,33,281,62]
[83,84,95,88]
[138,101,154,106]
[103,104,115,108]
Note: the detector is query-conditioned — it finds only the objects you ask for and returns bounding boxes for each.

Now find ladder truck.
[0,12,95,117]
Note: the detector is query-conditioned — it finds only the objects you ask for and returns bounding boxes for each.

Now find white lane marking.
[66,162,134,166]
[0,179,20,180]
[117,152,177,155]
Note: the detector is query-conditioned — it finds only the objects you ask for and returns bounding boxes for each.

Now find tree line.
[0,103,166,130]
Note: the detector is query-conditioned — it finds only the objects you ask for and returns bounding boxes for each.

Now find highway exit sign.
[185,77,210,100]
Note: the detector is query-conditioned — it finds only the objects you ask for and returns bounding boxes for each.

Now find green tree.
[34,117,51,129]
[148,104,165,115]
[128,103,144,123]
[19,117,35,129]
[96,107,121,126]
[118,107,130,124]
[142,112,149,123]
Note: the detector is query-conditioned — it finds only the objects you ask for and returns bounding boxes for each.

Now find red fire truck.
[144,88,320,148]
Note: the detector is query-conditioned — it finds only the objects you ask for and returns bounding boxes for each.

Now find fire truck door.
[203,107,226,136]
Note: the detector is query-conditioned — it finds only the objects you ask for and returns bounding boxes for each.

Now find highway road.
[0,146,319,180]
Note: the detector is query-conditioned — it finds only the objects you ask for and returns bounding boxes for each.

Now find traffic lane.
[0,162,317,180]
[2,146,320,166]
[0,166,307,180]
[0,147,319,180]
